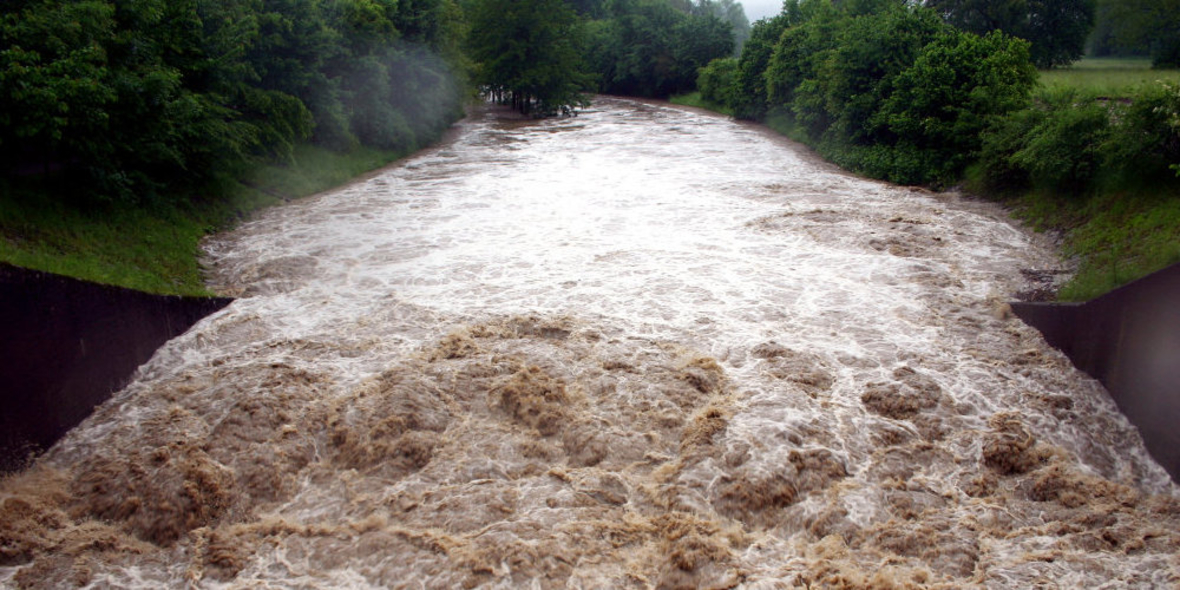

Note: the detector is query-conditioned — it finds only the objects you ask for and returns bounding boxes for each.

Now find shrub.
[1010,94,1110,195]
[1099,82,1180,185]
[873,30,1037,185]
[697,57,739,108]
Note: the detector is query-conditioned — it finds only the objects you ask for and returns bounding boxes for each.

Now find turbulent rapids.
[2,98,1178,588]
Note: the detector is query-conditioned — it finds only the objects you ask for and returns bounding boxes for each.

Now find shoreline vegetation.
[689,21,1180,301]
[4,75,1176,301]
[4,0,1179,302]
[677,68,1180,302]
[0,144,419,296]
[0,0,468,296]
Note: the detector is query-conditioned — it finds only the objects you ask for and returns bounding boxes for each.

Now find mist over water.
[3,98,1178,588]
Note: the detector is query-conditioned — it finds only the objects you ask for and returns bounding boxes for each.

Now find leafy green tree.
[924,0,1096,68]
[731,12,788,119]
[1099,0,1180,67]
[697,56,738,106]
[673,11,734,85]
[872,30,1037,182]
[0,0,118,177]
[586,0,734,97]
[762,0,842,127]
[788,2,944,145]
[698,0,750,54]
[751,0,1038,184]
[595,0,688,96]
[467,0,592,114]
[1,0,464,204]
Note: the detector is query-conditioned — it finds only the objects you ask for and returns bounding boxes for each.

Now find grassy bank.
[669,92,735,117]
[988,58,1180,300]
[992,184,1180,301]
[0,144,408,296]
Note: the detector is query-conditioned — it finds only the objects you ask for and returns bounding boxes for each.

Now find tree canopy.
[1,0,466,204]
[0,0,751,204]
[1095,0,1180,67]
[467,0,594,115]
[924,0,1095,68]
[585,0,736,97]
[710,0,1038,184]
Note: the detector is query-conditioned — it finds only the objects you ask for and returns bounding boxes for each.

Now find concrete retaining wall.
[0,264,232,471]
[1012,263,1180,482]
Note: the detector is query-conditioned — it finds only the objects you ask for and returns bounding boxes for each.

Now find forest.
[2,0,1179,298]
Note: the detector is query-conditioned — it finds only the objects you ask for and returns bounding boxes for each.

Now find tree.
[698,0,750,54]
[1,0,464,204]
[586,0,734,97]
[771,2,944,144]
[1100,0,1180,67]
[924,0,1096,68]
[697,56,739,106]
[467,0,592,114]
[874,30,1038,182]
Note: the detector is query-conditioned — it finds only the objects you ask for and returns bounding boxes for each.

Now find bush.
[1011,94,1110,195]
[697,57,739,108]
[759,2,1035,185]
[1100,82,1180,186]
[980,82,1180,197]
[873,30,1037,185]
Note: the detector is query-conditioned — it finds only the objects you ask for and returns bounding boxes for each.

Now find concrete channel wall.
[1012,263,1180,482]
[0,264,232,471]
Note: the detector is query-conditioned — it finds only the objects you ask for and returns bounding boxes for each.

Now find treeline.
[584,0,745,98]
[1090,0,1180,66]
[4,0,743,198]
[701,0,1040,185]
[1,0,466,205]
[465,0,745,116]
[697,0,1180,192]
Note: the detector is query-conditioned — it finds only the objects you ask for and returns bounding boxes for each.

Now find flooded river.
[3,98,1178,588]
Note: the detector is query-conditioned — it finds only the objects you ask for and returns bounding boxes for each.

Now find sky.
[742,0,782,23]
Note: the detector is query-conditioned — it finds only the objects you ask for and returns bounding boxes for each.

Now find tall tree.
[585,0,734,97]
[698,0,750,54]
[925,0,1096,68]
[467,0,593,114]
[1100,0,1180,67]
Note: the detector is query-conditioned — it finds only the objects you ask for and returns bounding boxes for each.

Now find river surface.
[3,98,1178,588]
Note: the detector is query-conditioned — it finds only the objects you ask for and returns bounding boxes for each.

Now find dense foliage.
[0,0,466,205]
[979,82,1180,194]
[709,0,1180,190]
[1094,0,1180,67]
[585,0,735,98]
[711,0,1038,185]
[467,0,594,115]
[924,0,1096,68]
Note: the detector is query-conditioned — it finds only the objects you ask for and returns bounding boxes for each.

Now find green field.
[1039,57,1180,95]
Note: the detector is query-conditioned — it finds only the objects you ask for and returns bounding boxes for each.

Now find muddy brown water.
[2,98,1178,588]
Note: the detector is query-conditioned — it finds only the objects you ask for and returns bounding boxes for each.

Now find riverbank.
[969,179,1180,301]
[0,144,414,296]
[670,92,1180,302]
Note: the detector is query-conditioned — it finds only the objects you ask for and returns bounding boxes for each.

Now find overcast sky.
[741,0,782,23]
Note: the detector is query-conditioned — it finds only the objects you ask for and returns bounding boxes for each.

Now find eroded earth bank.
[2,98,1178,588]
